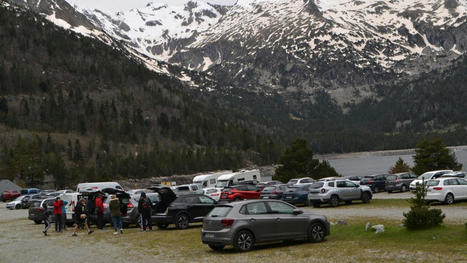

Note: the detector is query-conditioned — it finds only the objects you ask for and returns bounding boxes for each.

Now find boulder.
[371,224,385,234]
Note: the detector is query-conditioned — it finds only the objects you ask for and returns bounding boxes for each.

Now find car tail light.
[433,187,443,191]
[103,203,109,208]
[320,188,326,193]
[368,180,375,184]
[37,207,43,211]
[127,203,134,208]
[272,191,279,194]
[221,218,234,227]
[396,178,400,183]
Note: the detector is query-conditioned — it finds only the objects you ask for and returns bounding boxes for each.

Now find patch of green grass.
[86,220,467,262]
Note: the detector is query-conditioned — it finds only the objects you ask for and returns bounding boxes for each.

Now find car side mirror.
[292,209,303,215]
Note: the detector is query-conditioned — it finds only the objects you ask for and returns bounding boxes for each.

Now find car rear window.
[209,206,232,217]
[310,182,324,189]
[426,180,439,186]
[386,175,397,181]
[31,201,42,208]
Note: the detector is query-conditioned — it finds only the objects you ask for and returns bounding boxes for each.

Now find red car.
[220,185,261,201]
[2,190,21,202]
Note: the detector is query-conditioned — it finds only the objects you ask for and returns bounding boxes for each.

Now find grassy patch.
[86,220,467,262]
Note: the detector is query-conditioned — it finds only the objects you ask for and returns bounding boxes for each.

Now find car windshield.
[262,187,276,191]
[386,175,397,181]
[13,196,24,201]
[426,180,439,186]
[310,182,324,189]
[209,206,232,217]
[419,172,434,180]
[215,180,229,188]
[288,179,298,184]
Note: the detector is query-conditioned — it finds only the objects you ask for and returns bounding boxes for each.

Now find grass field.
[86,219,467,263]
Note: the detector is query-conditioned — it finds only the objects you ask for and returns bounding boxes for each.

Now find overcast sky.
[66,0,238,12]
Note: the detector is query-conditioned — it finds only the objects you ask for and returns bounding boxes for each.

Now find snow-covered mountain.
[7,0,467,104]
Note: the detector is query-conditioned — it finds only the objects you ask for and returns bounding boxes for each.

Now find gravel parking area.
[1,200,466,262]
[372,192,412,199]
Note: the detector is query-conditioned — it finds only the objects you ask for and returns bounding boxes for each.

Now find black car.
[260,184,288,200]
[360,174,388,192]
[153,194,217,229]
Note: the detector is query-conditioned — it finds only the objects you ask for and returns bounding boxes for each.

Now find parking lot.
[1,197,466,263]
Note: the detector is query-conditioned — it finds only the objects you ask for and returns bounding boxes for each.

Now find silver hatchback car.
[201,200,330,252]
[308,180,372,207]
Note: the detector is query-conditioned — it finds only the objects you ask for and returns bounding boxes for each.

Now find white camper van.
[192,170,232,188]
[76,182,123,192]
[215,169,261,189]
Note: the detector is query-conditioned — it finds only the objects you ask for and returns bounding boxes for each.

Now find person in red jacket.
[95,194,105,230]
[53,197,64,232]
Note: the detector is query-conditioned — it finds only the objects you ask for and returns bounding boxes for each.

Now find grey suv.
[385,172,417,193]
[201,200,330,252]
[308,180,372,207]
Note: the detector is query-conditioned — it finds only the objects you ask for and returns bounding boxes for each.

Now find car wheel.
[329,195,339,207]
[345,200,352,205]
[34,220,42,224]
[175,213,189,229]
[15,204,21,209]
[312,202,321,208]
[305,199,311,206]
[401,185,408,192]
[208,244,225,251]
[157,223,169,229]
[233,230,255,252]
[361,192,371,203]
[444,193,454,205]
[308,222,326,243]
[234,197,242,202]
[387,190,393,193]
[374,187,380,193]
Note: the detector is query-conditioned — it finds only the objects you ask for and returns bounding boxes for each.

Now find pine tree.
[389,157,411,174]
[412,139,462,175]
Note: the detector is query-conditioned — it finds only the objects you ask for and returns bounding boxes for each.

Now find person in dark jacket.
[109,195,123,235]
[53,197,64,232]
[138,192,152,231]
[72,198,93,237]
[95,194,104,230]
[42,202,51,236]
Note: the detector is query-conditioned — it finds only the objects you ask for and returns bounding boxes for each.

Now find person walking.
[138,192,152,231]
[42,202,51,236]
[72,198,93,237]
[53,197,64,232]
[109,195,123,235]
[95,194,104,230]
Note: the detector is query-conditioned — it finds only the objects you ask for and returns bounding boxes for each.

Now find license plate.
[263,196,269,199]
[205,234,214,238]
[286,196,292,199]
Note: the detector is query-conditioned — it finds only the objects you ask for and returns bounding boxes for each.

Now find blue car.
[282,185,312,206]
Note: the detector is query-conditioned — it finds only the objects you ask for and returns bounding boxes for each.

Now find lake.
[318,146,467,176]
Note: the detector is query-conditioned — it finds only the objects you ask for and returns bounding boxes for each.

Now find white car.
[203,187,222,201]
[410,170,453,191]
[287,177,315,186]
[6,195,29,209]
[426,177,467,204]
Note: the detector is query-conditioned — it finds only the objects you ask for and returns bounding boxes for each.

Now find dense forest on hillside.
[0,5,282,187]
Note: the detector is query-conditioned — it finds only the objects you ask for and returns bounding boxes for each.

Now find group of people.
[42,194,125,236]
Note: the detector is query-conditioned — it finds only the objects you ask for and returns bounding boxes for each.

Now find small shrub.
[403,180,445,229]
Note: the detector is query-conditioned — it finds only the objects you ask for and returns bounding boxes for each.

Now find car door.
[345,181,360,199]
[246,185,260,199]
[197,195,216,217]
[457,179,467,199]
[184,196,205,219]
[336,181,349,199]
[243,201,275,241]
[266,201,308,239]
[446,179,461,199]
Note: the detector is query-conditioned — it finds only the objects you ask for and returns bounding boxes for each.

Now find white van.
[193,170,233,188]
[215,169,261,189]
[76,182,123,192]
